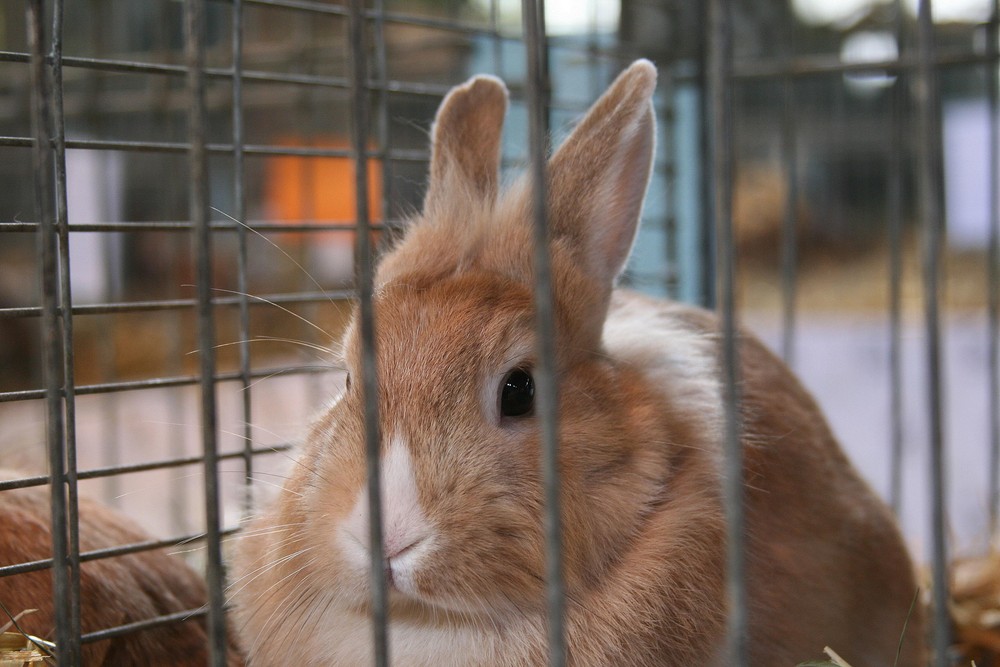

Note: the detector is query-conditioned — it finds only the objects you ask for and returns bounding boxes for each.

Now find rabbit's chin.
[333,528,460,612]
[387,587,507,620]
[361,573,511,619]
[332,553,524,622]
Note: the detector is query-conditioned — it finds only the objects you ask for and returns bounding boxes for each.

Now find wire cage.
[0,0,997,665]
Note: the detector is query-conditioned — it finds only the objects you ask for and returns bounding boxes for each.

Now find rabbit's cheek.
[334,437,436,590]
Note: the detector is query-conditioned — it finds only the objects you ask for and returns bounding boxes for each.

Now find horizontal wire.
[0,474,50,492]
[0,51,384,90]
[0,534,201,577]
[80,607,209,644]
[731,46,1000,80]
[0,289,352,318]
[221,0,636,54]
[0,220,392,233]
[0,442,293,493]
[0,134,429,160]
[0,48,610,113]
[0,527,239,578]
[0,49,450,96]
[0,364,338,403]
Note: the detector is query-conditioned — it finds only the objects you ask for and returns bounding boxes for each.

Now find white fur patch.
[603,291,723,453]
[339,436,434,592]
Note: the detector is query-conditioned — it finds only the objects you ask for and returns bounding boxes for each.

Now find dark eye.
[345,372,352,391]
[500,369,534,418]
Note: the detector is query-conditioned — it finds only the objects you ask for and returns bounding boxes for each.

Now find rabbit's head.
[272,61,661,621]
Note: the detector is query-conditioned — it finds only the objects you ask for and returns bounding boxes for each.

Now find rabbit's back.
[605,291,924,667]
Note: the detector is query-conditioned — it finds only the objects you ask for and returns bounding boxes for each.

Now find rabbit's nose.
[385,534,426,561]
[384,534,431,593]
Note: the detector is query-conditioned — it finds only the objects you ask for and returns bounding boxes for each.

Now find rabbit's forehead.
[381,274,530,339]
[353,273,535,381]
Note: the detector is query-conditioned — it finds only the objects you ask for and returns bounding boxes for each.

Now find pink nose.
[385,534,424,561]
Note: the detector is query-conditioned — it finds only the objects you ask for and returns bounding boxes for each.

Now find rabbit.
[230,60,925,666]
[0,473,245,666]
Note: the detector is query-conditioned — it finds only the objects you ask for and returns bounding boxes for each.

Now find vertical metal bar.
[489,0,501,76]
[232,0,254,517]
[49,0,83,660]
[296,11,323,404]
[779,77,798,366]
[91,0,122,512]
[587,0,600,101]
[832,68,848,241]
[373,0,393,244]
[183,1,227,664]
[914,1,950,664]
[157,0,190,536]
[27,0,77,663]
[168,336,190,534]
[535,0,549,138]
[707,0,747,664]
[347,3,389,666]
[663,69,680,299]
[888,0,906,516]
[698,0,716,310]
[987,0,1000,537]
[98,277,122,510]
[99,337,122,511]
[522,2,565,666]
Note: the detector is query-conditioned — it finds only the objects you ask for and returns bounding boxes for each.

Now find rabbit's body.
[231,61,923,666]
[609,292,923,666]
[0,477,245,666]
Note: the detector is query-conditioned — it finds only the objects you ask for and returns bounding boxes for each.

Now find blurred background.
[0,0,996,569]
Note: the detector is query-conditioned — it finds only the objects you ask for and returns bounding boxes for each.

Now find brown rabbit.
[0,476,245,666]
[230,60,924,666]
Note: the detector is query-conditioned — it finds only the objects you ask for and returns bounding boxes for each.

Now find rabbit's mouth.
[381,533,435,597]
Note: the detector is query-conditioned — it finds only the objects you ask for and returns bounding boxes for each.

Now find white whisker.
[211,207,348,315]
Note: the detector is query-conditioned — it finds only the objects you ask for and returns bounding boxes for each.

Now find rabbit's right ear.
[424,75,509,215]
[546,60,656,290]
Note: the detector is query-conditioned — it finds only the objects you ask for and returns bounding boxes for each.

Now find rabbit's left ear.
[547,60,656,288]
[424,75,509,214]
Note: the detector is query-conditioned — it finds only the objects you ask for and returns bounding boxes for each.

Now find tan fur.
[424,74,508,214]
[232,60,924,666]
[0,479,244,666]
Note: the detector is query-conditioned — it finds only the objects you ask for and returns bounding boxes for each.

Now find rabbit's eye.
[345,372,352,391]
[500,369,534,418]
